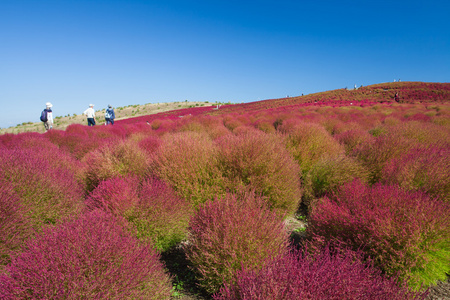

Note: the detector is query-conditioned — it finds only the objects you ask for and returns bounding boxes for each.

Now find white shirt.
[83,107,95,118]
[47,111,53,124]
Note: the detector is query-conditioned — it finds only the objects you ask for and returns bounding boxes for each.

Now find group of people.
[83,104,116,126]
[40,103,116,130]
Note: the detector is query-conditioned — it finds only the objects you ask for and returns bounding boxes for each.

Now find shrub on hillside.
[151,131,225,207]
[279,119,344,173]
[47,124,104,159]
[186,193,289,294]
[82,139,150,191]
[0,147,85,229]
[0,210,172,299]
[334,128,374,155]
[0,180,30,268]
[217,130,302,215]
[307,180,450,289]
[382,146,449,202]
[87,177,192,251]
[304,154,369,206]
[215,247,424,300]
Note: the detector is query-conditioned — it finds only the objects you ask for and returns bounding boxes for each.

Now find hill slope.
[2,81,448,134]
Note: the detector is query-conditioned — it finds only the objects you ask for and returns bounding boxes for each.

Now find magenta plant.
[0,147,85,229]
[186,192,289,294]
[82,139,150,191]
[215,247,425,300]
[0,210,172,299]
[87,177,193,252]
[382,146,449,202]
[0,180,30,268]
[217,129,302,215]
[307,180,450,289]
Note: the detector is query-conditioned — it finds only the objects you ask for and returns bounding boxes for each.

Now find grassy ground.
[0,101,214,134]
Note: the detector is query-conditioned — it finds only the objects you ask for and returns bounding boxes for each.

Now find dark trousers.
[87,118,96,126]
[105,118,114,125]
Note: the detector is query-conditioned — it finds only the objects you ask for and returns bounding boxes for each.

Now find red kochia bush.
[0,210,172,299]
[215,247,425,300]
[82,139,150,191]
[86,177,192,252]
[0,147,85,228]
[0,180,29,268]
[382,146,449,202]
[307,180,450,289]
[186,193,289,294]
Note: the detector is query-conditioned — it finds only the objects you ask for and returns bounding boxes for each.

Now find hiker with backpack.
[83,104,96,126]
[40,102,53,130]
[105,104,115,125]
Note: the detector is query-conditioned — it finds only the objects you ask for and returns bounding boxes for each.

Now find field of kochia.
[0,82,449,299]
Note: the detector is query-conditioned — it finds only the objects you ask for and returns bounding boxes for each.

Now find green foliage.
[217,130,302,216]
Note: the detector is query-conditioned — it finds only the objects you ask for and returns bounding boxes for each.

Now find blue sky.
[1,0,449,128]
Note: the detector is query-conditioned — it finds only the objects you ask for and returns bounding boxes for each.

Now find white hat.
[46,102,53,108]
[89,104,94,107]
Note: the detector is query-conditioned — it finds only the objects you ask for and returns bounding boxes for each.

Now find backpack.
[40,110,48,122]
[105,110,111,119]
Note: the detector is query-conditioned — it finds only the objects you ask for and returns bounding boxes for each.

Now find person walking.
[83,104,96,126]
[394,92,400,102]
[41,102,54,130]
[105,104,115,125]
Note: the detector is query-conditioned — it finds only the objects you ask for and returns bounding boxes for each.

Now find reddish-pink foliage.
[186,192,290,294]
[307,180,450,285]
[0,180,30,268]
[82,139,150,191]
[86,176,192,251]
[215,247,425,300]
[382,146,450,201]
[0,147,85,228]
[0,210,172,299]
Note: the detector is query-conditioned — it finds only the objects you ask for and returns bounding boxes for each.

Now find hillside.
[2,81,448,135]
[0,101,215,135]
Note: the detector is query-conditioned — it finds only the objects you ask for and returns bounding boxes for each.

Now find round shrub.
[151,131,225,208]
[186,192,290,294]
[216,247,424,300]
[0,148,85,229]
[382,146,449,202]
[87,177,192,252]
[217,130,302,215]
[306,153,369,203]
[307,180,450,289]
[279,119,344,173]
[82,139,150,191]
[0,210,172,299]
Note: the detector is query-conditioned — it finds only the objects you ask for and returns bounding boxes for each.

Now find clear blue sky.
[1,0,449,128]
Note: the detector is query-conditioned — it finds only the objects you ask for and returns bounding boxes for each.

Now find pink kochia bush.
[0,210,172,299]
[307,180,450,289]
[217,130,302,215]
[186,193,289,294]
[382,146,450,202]
[0,180,29,268]
[0,147,84,228]
[215,247,425,300]
[82,139,150,191]
[86,177,192,251]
